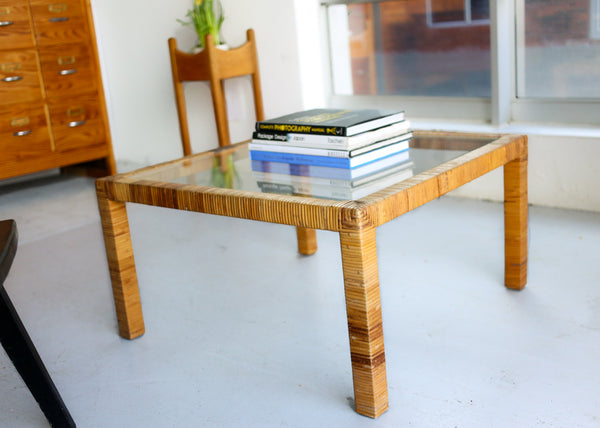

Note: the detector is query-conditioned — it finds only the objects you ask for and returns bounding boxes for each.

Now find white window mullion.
[425,0,433,27]
[514,0,526,98]
[326,5,353,95]
[465,0,472,24]
[490,0,514,126]
[591,0,600,40]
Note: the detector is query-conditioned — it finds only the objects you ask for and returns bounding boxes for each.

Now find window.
[427,0,490,27]
[323,0,600,126]
[591,0,600,39]
[329,1,491,97]
[517,0,600,99]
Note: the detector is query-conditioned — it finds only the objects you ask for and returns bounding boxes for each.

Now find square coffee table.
[96,130,528,418]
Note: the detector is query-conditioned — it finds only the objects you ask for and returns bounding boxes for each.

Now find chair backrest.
[168,28,265,156]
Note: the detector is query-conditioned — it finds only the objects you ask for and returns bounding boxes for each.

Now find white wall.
[90,0,600,212]
[91,0,304,166]
[444,132,600,212]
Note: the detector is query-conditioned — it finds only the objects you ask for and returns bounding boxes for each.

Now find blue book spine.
[249,150,353,168]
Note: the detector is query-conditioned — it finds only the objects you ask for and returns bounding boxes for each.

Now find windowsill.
[411,118,600,139]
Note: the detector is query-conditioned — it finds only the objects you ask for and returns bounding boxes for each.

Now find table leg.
[296,227,317,255]
[96,189,145,339]
[339,227,388,418]
[504,154,528,290]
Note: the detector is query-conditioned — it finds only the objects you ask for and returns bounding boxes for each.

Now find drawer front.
[49,94,105,151]
[0,1,35,50]
[29,0,87,46]
[0,102,52,160]
[38,43,96,98]
[0,50,43,105]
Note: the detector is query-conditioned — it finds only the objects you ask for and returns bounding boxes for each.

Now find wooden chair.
[168,29,317,254]
[0,220,76,427]
[168,28,265,154]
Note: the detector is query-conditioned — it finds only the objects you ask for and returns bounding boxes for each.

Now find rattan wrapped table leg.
[296,227,317,255]
[340,226,388,418]
[504,154,528,290]
[97,185,145,339]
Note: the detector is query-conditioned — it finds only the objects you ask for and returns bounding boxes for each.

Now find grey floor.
[0,173,599,428]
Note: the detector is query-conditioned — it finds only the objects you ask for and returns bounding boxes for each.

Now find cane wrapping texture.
[340,226,388,418]
[95,131,528,418]
[504,153,528,289]
[96,184,145,339]
[296,227,318,255]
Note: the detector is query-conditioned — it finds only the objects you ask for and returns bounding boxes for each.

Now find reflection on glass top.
[128,134,495,200]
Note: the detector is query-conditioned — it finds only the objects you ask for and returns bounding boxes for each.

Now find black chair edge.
[0,219,76,427]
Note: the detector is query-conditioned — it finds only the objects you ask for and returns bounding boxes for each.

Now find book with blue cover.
[249,139,409,169]
[250,151,411,180]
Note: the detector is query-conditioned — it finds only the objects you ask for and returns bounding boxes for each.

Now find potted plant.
[178,0,225,50]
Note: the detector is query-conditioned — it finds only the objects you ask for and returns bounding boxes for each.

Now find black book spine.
[255,123,348,136]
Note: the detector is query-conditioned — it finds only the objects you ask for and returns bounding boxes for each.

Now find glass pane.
[518,0,600,99]
[470,0,489,21]
[127,135,494,201]
[328,0,491,97]
[431,0,465,23]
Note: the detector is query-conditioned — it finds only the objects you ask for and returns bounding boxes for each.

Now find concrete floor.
[0,174,599,427]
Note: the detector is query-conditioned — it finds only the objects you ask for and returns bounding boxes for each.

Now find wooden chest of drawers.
[0,0,115,181]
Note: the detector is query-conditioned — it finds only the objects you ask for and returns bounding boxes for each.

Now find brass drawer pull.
[1,62,20,72]
[0,20,13,27]
[49,17,69,22]
[68,120,86,128]
[67,107,84,116]
[58,56,75,65]
[48,4,67,13]
[13,130,32,137]
[59,69,77,76]
[2,75,23,82]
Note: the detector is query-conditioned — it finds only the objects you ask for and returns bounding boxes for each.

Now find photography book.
[252,120,412,150]
[255,108,405,137]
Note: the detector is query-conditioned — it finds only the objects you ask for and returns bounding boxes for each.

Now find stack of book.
[249,108,414,200]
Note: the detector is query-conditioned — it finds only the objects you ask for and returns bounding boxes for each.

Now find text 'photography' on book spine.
[249,108,415,200]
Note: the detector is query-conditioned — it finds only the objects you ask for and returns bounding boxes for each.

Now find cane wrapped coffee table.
[96,130,528,418]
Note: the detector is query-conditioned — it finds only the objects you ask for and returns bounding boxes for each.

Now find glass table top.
[125,133,496,201]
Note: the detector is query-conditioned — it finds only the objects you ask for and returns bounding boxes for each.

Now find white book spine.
[249,142,351,158]
[253,120,411,150]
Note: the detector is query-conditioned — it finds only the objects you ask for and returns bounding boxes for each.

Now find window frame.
[320,0,600,127]
[426,0,490,28]
[590,0,600,40]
